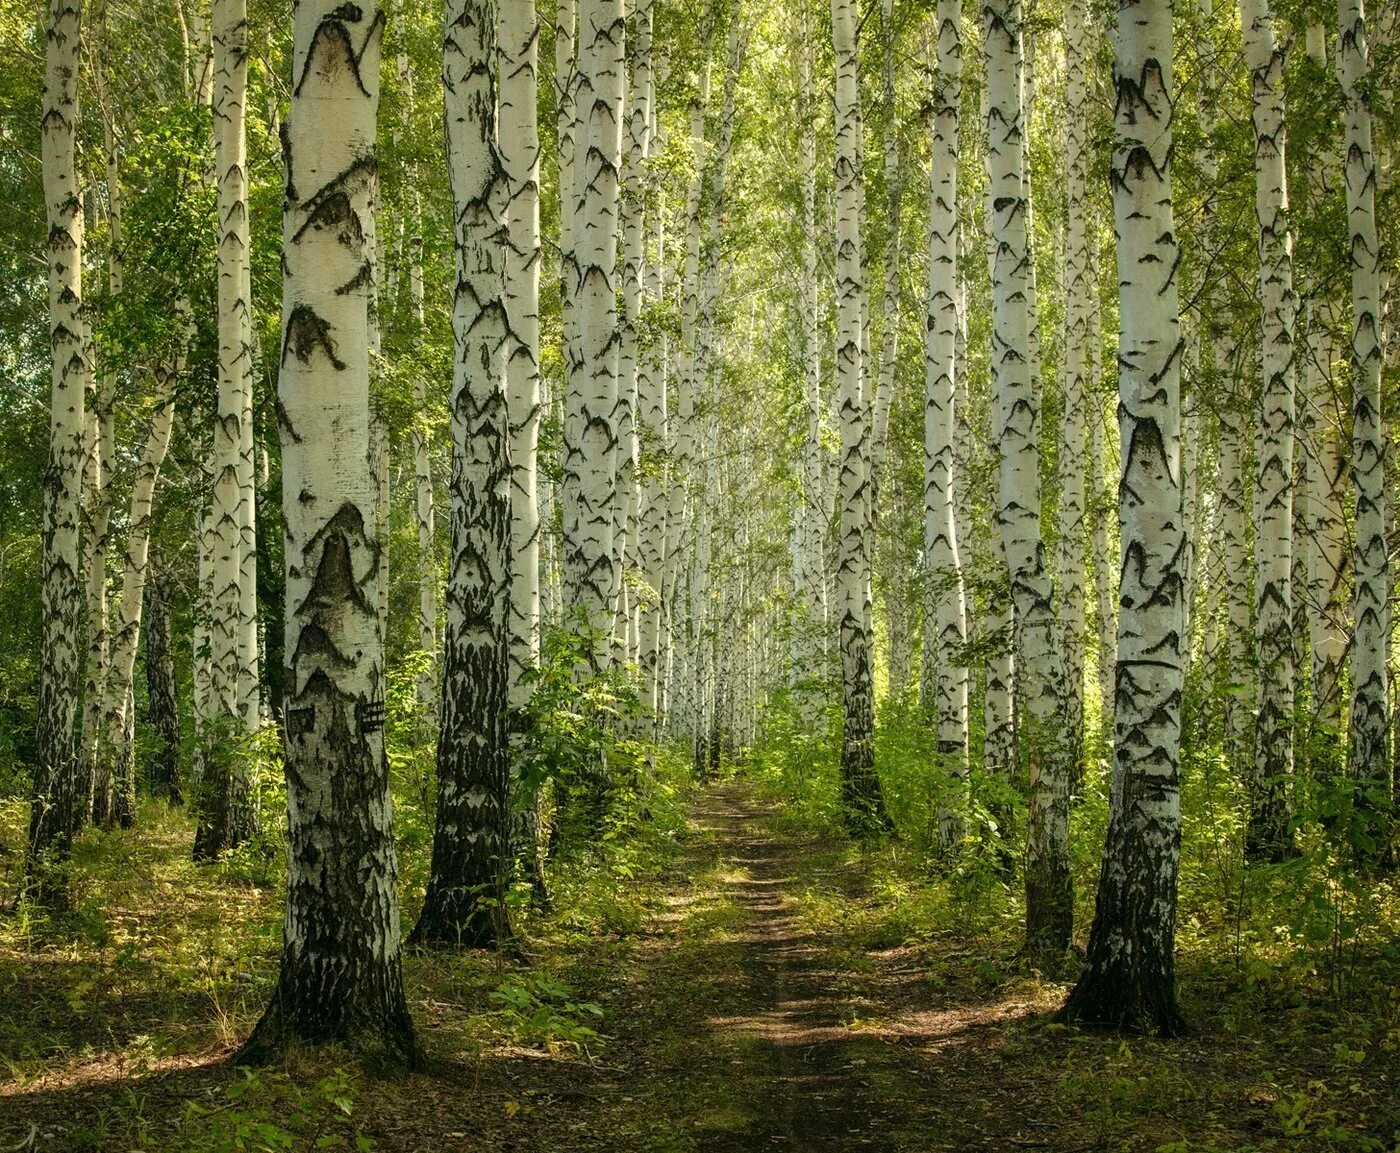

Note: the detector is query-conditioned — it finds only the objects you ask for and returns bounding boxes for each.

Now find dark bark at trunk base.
[413,724,514,950]
[236,963,422,1072]
[839,745,892,838]
[1245,784,1295,863]
[1024,861,1073,954]
[145,564,183,803]
[193,723,257,861]
[1058,962,1186,1037]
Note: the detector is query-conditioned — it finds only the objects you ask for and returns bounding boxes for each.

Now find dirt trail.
[685,785,910,1148]
[650,781,1060,1152]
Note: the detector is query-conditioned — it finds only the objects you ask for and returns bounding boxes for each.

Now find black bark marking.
[281,304,347,370]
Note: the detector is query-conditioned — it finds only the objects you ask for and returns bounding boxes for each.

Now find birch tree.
[81,63,119,828]
[240,0,417,1065]
[502,0,542,709]
[1062,0,1186,1037]
[832,0,888,830]
[195,0,258,859]
[101,361,178,831]
[1241,0,1296,861]
[636,21,669,723]
[923,0,969,852]
[395,36,437,712]
[1058,0,1091,766]
[561,0,624,663]
[413,0,515,951]
[984,0,1070,948]
[616,0,653,661]
[28,0,90,894]
[794,3,828,695]
[1299,29,1347,753]
[666,71,709,744]
[1339,0,1390,817]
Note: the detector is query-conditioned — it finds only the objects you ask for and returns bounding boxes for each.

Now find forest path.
[573,778,1068,1152]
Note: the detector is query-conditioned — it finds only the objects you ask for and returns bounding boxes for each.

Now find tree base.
[1058,967,1186,1038]
[236,977,422,1075]
[409,890,512,951]
[1024,868,1074,955]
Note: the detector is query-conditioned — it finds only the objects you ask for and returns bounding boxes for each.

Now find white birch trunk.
[666,73,708,743]
[414,0,515,948]
[80,92,119,828]
[30,0,90,882]
[984,0,1070,948]
[101,363,179,830]
[194,0,259,858]
[240,0,417,1066]
[1058,0,1090,767]
[502,0,542,709]
[1241,0,1297,860]
[1063,0,1185,1035]
[561,0,624,664]
[1295,28,1347,750]
[832,0,887,829]
[1339,0,1390,797]
[923,0,969,853]
[637,45,668,724]
[615,0,653,662]
[795,6,828,695]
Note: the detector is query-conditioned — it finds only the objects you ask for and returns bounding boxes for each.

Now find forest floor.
[0,778,1396,1151]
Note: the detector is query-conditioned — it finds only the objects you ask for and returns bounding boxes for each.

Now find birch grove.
[7,0,1400,1077]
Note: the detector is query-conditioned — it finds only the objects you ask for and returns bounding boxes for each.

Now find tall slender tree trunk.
[102,359,179,828]
[795,6,828,701]
[923,0,969,853]
[666,71,708,746]
[984,0,1070,948]
[1197,0,1249,768]
[81,89,118,830]
[637,21,668,727]
[195,0,258,860]
[832,0,888,832]
[502,0,541,706]
[29,0,89,897]
[1298,27,1347,761]
[1062,0,1186,1037]
[1058,0,1091,773]
[145,547,182,804]
[561,0,624,665]
[1241,0,1297,861]
[239,0,418,1067]
[616,0,653,666]
[413,0,516,950]
[500,0,547,897]
[1339,0,1390,815]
